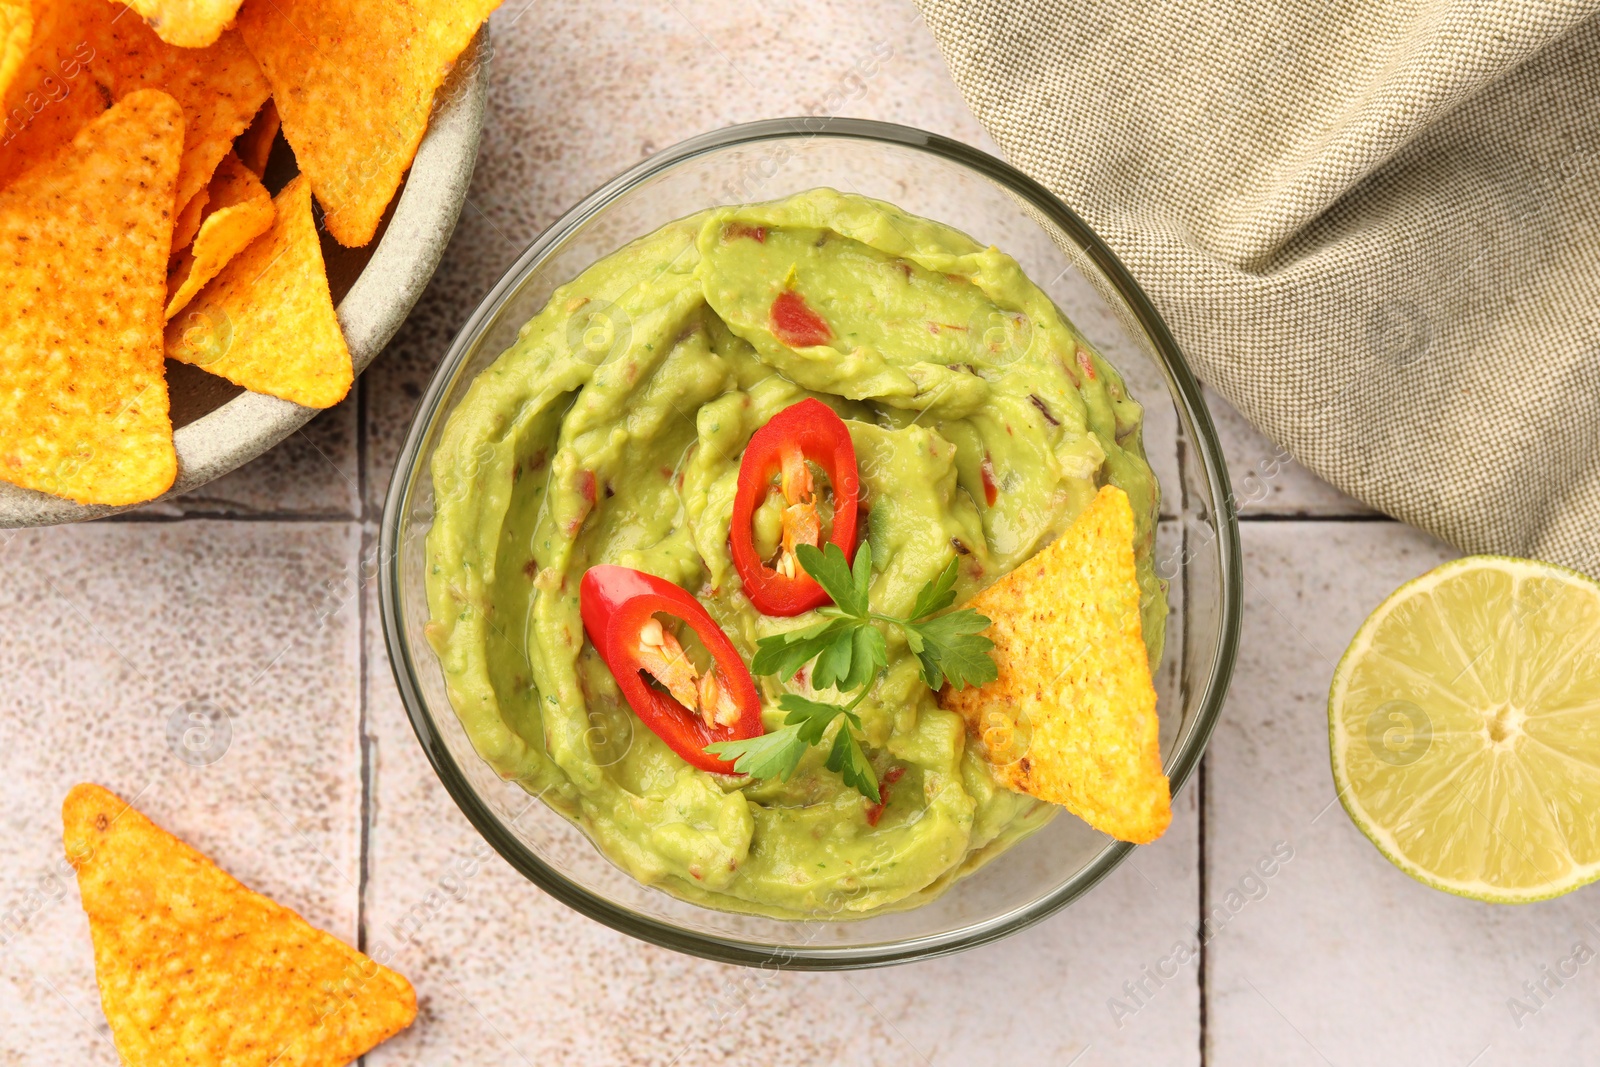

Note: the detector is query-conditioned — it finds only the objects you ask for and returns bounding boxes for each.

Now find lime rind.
[1329,554,1600,903]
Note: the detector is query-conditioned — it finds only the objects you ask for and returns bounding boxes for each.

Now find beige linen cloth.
[917,1,1600,578]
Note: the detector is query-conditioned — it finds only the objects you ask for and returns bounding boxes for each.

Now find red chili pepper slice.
[865,765,906,826]
[729,399,860,616]
[724,222,767,243]
[770,290,832,348]
[580,565,763,773]
[979,453,999,507]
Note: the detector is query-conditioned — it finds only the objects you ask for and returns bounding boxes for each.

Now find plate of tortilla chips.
[0,0,501,525]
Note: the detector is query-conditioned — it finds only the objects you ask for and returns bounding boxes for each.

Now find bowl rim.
[379,116,1242,970]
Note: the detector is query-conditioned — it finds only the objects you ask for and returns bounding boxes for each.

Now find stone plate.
[0,28,491,528]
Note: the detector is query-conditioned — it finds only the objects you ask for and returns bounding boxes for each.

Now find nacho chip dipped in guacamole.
[166,173,351,408]
[63,783,417,1067]
[425,189,1168,919]
[0,89,181,505]
[941,484,1172,845]
[237,0,502,247]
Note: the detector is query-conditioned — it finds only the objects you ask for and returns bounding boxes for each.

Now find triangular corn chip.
[941,485,1171,844]
[202,147,269,216]
[166,150,273,318]
[166,173,351,408]
[236,95,278,177]
[171,183,209,251]
[237,0,502,247]
[93,4,270,221]
[64,784,417,1067]
[124,0,244,49]
[0,0,30,103]
[0,89,180,505]
[0,0,109,189]
[0,2,268,211]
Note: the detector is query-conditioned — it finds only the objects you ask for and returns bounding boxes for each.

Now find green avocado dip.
[425,189,1165,919]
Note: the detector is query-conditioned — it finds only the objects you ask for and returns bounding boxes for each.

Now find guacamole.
[425,189,1164,918]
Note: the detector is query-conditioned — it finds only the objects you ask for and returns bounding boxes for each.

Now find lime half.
[1329,555,1600,902]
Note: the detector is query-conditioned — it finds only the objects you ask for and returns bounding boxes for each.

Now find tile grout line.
[355,365,373,1067]
[355,518,374,1067]
[95,509,361,523]
[358,369,371,523]
[356,368,373,946]
[1196,757,1209,1066]
[1237,512,1392,524]
[1176,426,1192,519]
[357,524,374,949]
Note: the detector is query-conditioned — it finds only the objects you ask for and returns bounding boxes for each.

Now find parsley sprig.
[752,543,999,692]
[705,690,880,801]
[705,543,998,801]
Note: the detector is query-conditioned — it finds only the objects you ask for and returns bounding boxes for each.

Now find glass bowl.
[379,118,1241,969]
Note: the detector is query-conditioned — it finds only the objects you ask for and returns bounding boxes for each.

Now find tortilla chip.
[170,182,208,250]
[207,145,267,210]
[940,485,1171,844]
[0,2,268,209]
[235,94,276,177]
[166,150,272,318]
[124,0,243,49]
[0,0,109,190]
[0,89,179,505]
[0,0,31,104]
[237,0,501,247]
[94,7,270,222]
[166,173,351,408]
[63,784,417,1067]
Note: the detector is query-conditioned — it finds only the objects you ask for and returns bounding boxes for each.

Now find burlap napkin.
[918,0,1600,578]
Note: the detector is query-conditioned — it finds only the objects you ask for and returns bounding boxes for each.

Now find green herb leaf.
[778,693,846,745]
[809,624,859,691]
[838,703,864,732]
[846,624,887,690]
[705,725,809,782]
[739,535,996,801]
[851,541,874,613]
[904,608,998,690]
[900,625,924,655]
[826,724,880,803]
[797,541,866,617]
[909,557,960,620]
[751,617,852,681]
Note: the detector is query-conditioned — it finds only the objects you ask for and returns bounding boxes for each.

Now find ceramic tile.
[0,521,363,1063]
[1205,386,1379,518]
[363,0,1000,512]
[143,396,362,520]
[1207,522,1600,1065]
[361,581,1200,1066]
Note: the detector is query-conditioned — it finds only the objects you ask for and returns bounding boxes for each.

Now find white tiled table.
[2,4,1591,1064]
